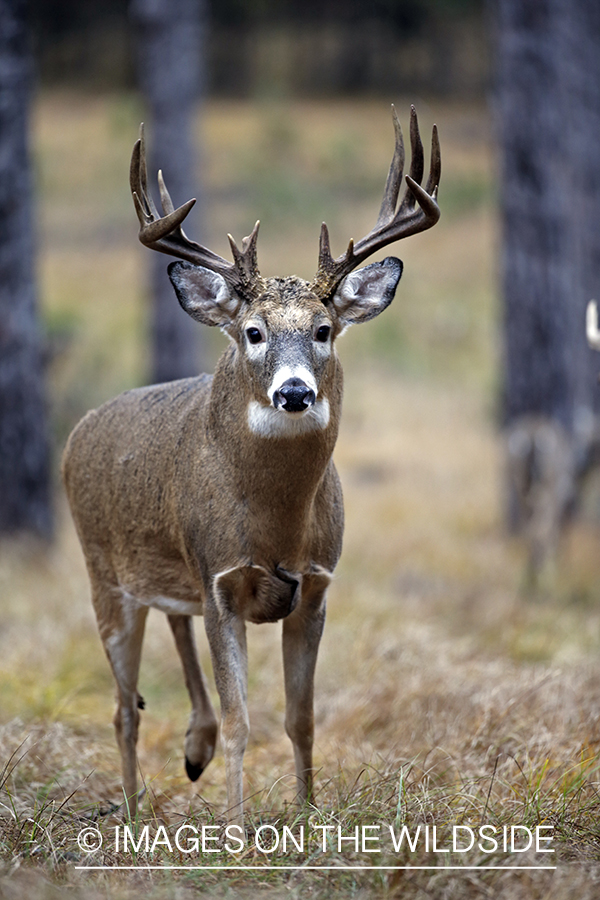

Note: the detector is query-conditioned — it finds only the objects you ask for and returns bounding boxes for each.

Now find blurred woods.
[491,0,600,578]
[2,0,600,562]
[29,0,488,97]
[0,0,52,538]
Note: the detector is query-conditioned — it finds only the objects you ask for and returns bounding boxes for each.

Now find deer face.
[238,280,335,423]
[132,106,440,440]
[168,258,402,437]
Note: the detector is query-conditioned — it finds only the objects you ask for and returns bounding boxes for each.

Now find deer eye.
[315,325,331,343]
[246,327,264,345]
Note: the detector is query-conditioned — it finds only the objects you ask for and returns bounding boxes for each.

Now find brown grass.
[0,92,599,897]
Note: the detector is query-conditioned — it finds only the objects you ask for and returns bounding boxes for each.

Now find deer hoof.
[185,757,204,782]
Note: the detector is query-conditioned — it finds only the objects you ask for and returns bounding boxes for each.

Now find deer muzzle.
[273,378,316,413]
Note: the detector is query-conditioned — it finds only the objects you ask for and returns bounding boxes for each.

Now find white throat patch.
[247,399,330,438]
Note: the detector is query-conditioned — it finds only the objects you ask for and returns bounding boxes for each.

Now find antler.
[130,124,265,299]
[311,105,441,299]
[587,301,600,351]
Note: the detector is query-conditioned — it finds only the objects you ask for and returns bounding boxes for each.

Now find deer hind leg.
[92,582,148,817]
[167,614,218,782]
[282,571,329,805]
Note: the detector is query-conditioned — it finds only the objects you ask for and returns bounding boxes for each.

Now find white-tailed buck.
[63,107,441,824]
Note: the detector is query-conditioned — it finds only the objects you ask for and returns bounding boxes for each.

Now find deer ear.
[168,261,241,326]
[332,257,403,325]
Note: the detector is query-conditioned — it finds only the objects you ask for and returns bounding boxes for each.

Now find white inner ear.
[170,263,242,326]
[189,269,238,317]
[339,268,386,303]
[332,260,400,324]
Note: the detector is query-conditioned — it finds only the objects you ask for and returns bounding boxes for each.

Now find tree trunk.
[554,1,600,427]
[130,0,207,384]
[490,0,600,573]
[493,0,600,434]
[0,0,52,538]
[492,0,574,431]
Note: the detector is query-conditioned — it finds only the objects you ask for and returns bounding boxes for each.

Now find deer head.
[130,108,441,436]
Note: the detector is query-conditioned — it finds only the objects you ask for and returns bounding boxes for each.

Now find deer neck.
[207,344,342,514]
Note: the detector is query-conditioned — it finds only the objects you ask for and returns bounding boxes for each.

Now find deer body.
[63,108,441,824]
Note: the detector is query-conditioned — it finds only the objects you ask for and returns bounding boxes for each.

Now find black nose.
[274,378,316,412]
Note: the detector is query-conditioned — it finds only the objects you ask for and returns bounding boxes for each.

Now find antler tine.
[424,123,441,198]
[241,220,260,256]
[130,124,160,224]
[130,135,152,226]
[158,169,175,215]
[404,175,440,220]
[376,105,405,228]
[130,124,197,243]
[316,221,334,273]
[398,105,424,215]
[138,125,157,219]
[227,221,262,288]
[129,124,265,298]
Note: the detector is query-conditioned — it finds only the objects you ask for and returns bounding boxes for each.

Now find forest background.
[1,2,600,898]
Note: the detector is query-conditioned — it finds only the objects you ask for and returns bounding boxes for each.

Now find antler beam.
[311,105,441,299]
[130,125,265,299]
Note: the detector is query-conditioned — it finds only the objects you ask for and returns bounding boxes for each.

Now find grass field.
[1,92,600,898]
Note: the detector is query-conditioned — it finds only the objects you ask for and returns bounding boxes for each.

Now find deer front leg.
[203,594,248,827]
[168,614,218,782]
[282,581,327,805]
[96,594,148,817]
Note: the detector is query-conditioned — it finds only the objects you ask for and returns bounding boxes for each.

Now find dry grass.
[0,92,599,897]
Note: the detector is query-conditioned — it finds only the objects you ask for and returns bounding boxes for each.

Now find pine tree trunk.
[492,0,574,430]
[0,0,52,538]
[493,0,600,433]
[130,0,207,384]
[554,0,600,426]
[491,0,600,564]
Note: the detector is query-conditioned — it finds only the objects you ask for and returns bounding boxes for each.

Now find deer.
[62,106,441,826]
[505,415,576,582]
[506,302,600,585]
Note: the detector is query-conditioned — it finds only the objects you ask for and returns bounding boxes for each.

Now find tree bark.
[130,0,207,384]
[554,1,600,426]
[492,0,600,434]
[490,0,600,570]
[0,0,52,538]
[492,0,573,430]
